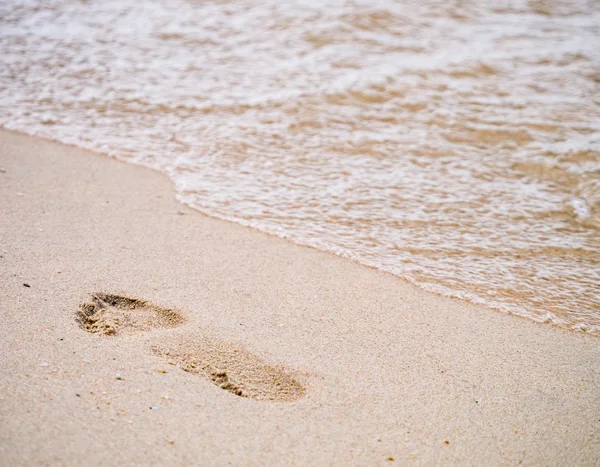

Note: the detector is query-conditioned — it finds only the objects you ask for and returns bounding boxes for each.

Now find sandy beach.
[1,129,599,465]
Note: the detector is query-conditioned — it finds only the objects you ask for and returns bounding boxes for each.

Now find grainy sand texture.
[1,129,599,465]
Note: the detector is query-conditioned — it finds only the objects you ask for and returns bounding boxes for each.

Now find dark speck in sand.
[75,394,81,397]
[23,283,30,288]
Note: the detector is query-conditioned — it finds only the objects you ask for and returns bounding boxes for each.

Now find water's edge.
[3,125,596,337]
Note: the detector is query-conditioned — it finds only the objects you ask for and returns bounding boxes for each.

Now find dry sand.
[1,129,599,465]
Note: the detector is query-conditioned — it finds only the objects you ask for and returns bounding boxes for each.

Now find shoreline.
[0,126,588,338]
[1,129,599,465]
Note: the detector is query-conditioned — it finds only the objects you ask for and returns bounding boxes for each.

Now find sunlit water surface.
[1,0,599,332]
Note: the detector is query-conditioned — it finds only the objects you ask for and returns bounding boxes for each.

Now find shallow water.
[1,0,599,333]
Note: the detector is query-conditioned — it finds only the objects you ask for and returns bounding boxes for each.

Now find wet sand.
[1,129,599,465]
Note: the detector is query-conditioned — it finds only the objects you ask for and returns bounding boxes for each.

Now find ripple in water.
[1,0,599,333]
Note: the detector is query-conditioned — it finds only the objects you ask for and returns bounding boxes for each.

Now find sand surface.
[1,129,599,466]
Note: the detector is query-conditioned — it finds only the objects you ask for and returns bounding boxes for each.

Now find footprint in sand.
[151,338,305,402]
[77,293,185,336]
[76,293,305,402]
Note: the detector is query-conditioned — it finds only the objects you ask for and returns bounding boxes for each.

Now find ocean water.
[1,0,599,333]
